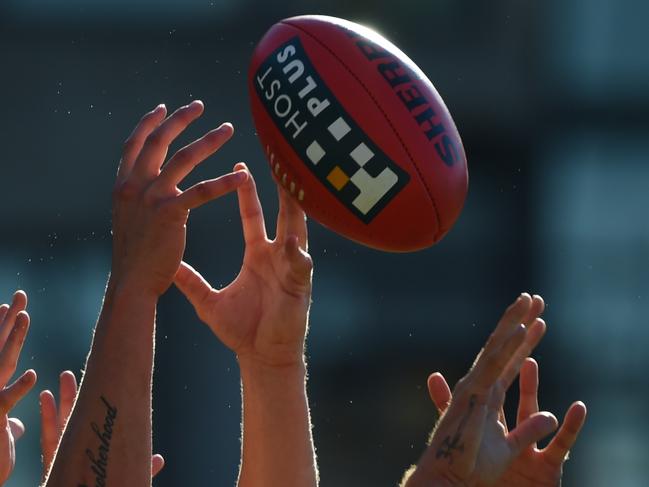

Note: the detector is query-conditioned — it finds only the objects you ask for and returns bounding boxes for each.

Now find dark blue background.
[1,0,648,485]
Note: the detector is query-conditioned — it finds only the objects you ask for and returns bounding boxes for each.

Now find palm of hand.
[473,416,519,486]
[496,450,561,487]
[202,241,311,365]
[175,167,313,366]
[111,190,188,295]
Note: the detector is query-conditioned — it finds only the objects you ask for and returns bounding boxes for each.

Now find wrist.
[238,354,307,382]
[106,274,161,303]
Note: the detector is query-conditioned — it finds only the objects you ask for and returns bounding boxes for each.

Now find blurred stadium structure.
[1,0,648,485]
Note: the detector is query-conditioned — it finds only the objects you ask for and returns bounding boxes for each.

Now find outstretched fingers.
[500,318,546,391]
[173,170,248,211]
[234,163,268,244]
[0,311,31,387]
[131,100,205,183]
[470,322,527,395]
[542,401,587,466]
[481,294,532,356]
[118,104,167,184]
[0,290,28,349]
[155,123,234,191]
[517,358,540,427]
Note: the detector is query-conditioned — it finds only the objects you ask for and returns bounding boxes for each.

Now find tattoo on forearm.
[82,396,118,487]
[436,394,477,464]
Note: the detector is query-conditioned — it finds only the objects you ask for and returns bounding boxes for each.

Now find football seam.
[281,19,442,241]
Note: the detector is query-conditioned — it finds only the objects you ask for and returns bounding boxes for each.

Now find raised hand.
[0,291,38,484]
[44,102,244,486]
[175,167,317,487]
[40,371,165,481]
[111,101,248,297]
[403,294,562,487]
[174,165,313,366]
[429,357,586,487]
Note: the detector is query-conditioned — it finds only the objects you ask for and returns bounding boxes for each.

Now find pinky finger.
[152,453,165,477]
[543,401,587,466]
[175,170,248,210]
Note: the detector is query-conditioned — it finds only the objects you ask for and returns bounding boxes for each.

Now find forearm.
[44,280,157,486]
[237,356,318,487]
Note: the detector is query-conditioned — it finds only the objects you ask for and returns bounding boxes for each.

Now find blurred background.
[1,0,648,485]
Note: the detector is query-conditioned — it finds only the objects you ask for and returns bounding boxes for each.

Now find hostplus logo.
[254,37,409,223]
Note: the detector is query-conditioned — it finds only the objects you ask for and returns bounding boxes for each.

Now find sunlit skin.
[403,294,587,487]
[0,291,38,484]
[39,371,164,481]
[45,101,247,486]
[175,169,318,487]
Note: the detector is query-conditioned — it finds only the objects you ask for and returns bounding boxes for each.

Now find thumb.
[174,261,215,314]
[8,418,24,440]
[507,411,558,457]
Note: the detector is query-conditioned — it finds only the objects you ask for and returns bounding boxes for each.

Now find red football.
[248,15,468,252]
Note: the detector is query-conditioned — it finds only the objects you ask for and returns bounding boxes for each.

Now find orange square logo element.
[327,166,349,191]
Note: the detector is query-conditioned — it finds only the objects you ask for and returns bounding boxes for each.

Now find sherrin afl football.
[248,15,468,252]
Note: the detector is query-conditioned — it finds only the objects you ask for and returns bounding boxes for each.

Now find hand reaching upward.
[0,291,38,485]
[175,164,313,367]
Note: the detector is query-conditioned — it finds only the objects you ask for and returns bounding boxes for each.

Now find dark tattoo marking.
[436,394,477,464]
[83,396,117,487]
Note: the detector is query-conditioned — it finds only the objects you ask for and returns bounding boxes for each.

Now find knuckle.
[113,181,139,201]
[146,128,166,148]
[193,181,212,200]
[172,147,193,167]
[142,188,159,208]
[122,137,136,154]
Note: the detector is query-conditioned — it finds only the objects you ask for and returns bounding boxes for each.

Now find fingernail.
[155,103,166,112]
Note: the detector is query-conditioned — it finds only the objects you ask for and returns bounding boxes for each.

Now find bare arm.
[403,294,563,487]
[40,370,164,482]
[44,101,246,486]
[175,170,317,487]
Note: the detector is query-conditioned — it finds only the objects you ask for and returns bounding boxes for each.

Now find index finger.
[480,294,533,357]
[234,163,267,244]
[469,323,527,394]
